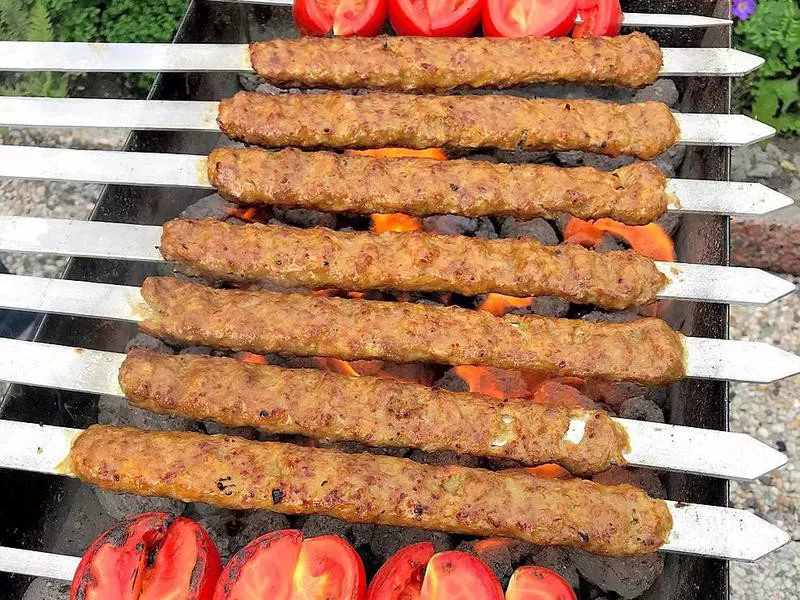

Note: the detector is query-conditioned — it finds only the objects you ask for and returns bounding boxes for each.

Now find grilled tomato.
[70,512,222,600]
[505,566,578,600]
[213,530,366,599]
[366,542,435,600]
[388,0,482,36]
[294,0,388,36]
[483,0,577,37]
[420,551,504,600]
[572,0,622,37]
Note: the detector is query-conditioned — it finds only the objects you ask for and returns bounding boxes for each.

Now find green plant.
[734,0,800,134]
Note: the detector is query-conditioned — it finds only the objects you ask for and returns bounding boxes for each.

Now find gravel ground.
[2,130,799,597]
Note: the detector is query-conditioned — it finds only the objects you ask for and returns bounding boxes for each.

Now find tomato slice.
[505,566,577,600]
[483,0,577,37]
[294,0,388,36]
[420,551,504,600]
[71,512,222,600]
[366,542,435,600]
[213,530,366,600]
[389,0,482,36]
[572,0,622,37]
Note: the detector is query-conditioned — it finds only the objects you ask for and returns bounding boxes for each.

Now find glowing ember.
[234,352,267,365]
[452,366,530,399]
[564,217,676,262]
[477,293,533,317]
[531,380,595,409]
[225,206,260,223]
[524,464,573,479]
[345,148,447,160]
[370,213,423,233]
[313,357,360,377]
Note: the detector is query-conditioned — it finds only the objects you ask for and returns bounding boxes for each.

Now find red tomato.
[572,0,622,37]
[71,512,222,600]
[483,0,577,37]
[294,0,388,36]
[420,551,504,600]
[505,566,577,600]
[389,0,482,36]
[213,530,366,600]
[366,542,435,600]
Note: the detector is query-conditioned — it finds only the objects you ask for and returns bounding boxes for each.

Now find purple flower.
[732,0,756,20]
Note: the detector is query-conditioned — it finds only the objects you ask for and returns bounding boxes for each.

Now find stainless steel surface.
[0,418,788,561]
[0,145,791,217]
[0,41,762,77]
[0,216,794,306]
[0,97,776,147]
[0,547,79,581]
[0,274,797,383]
[0,337,786,480]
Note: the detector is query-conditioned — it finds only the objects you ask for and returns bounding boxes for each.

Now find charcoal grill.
[0,0,793,597]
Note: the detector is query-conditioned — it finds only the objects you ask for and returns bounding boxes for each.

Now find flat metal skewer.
[0,337,787,481]
[0,146,792,218]
[0,216,794,306]
[0,418,787,561]
[0,41,761,78]
[0,97,777,147]
[0,273,797,384]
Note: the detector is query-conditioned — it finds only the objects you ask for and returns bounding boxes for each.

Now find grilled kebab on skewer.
[217,92,680,160]
[120,349,628,476]
[138,277,685,385]
[249,33,663,91]
[160,219,666,310]
[70,425,672,557]
[208,148,670,225]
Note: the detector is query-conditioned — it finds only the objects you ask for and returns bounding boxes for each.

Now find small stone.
[747,162,778,180]
[780,159,797,172]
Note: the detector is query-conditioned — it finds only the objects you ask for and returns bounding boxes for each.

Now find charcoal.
[95,490,185,521]
[302,515,375,549]
[572,550,664,599]
[581,309,641,323]
[593,234,627,253]
[203,421,260,439]
[467,152,500,163]
[555,213,572,237]
[239,74,287,94]
[554,151,635,171]
[656,213,682,237]
[125,332,175,354]
[408,448,482,468]
[187,501,225,518]
[592,466,667,499]
[526,296,570,318]
[491,150,553,164]
[456,540,515,588]
[179,345,214,355]
[319,440,408,457]
[618,395,665,423]
[633,80,679,107]
[98,395,199,432]
[498,217,558,245]
[527,546,580,589]
[179,194,231,220]
[422,215,479,236]
[273,207,337,229]
[434,369,470,393]
[652,143,686,178]
[199,509,291,561]
[369,525,453,562]
[475,217,498,239]
[22,578,70,600]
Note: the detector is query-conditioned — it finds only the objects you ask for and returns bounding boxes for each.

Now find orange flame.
[477,293,533,317]
[225,206,260,223]
[235,352,267,365]
[452,366,530,399]
[313,357,360,377]
[370,213,423,233]
[345,148,447,161]
[525,464,573,479]
[564,217,676,262]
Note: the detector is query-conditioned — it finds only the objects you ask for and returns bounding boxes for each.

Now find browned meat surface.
[139,277,686,384]
[71,425,672,556]
[249,33,663,91]
[208,148,669,225]
[217,92,679,160]
[160,219,667,310]
[120,349,630,475]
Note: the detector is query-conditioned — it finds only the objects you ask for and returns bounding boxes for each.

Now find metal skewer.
[0,273,797,384]
[0,146,793,218]
[0,337,787,481]
[0,97,777,147]
[0,418,788,561]
[0,216,794,307]
[0,41,760,78]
